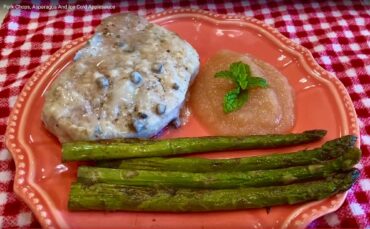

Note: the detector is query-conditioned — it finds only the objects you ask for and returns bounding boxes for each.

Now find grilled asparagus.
[63,130,327,161]
[69,169,359,212]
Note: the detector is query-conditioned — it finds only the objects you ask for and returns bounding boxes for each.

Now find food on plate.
[190,50,294,136]
[62,129,326,161]
[77,147,360,189]
[67,132,361,212]
[214,61,268,113]
[42,13,200,142]
[96,135,357,172]
[68,169,359,212]
[37,12,357,215]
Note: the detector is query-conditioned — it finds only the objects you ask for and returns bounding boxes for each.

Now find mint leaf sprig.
[215,61,268,113]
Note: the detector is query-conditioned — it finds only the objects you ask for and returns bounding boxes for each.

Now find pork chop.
[42,13,200,142]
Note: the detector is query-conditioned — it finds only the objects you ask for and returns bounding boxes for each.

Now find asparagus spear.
[62,130,327,161]
[77,147,360,189]
[69,169,359,212]
[97,135,357,172]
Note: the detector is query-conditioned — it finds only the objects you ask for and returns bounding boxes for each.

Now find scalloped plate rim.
[5,8,359,229]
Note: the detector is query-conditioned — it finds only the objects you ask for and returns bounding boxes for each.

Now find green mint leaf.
[223,87,249,113]
[230,61,249,90]
[215,70,233,78]
[238,77,248,90]
[244,63,251,77]
[247,77,269,88]
[230,62,245,78]
[215,61,268,113]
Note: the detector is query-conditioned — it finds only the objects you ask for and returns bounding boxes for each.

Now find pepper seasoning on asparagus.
[68,169,359,212]
[62,129,327,161]
[77,147,361,189]
[65,129,361,213]
[96,135,356,172]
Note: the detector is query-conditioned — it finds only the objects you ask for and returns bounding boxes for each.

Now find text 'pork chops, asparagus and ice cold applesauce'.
[39,12,360,213]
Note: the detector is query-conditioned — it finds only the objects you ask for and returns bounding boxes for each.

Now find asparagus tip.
[350,168,360,182]
[344,135,358,147]
[303,129,327,138]
[336,169,360,191]
[323,135,357,150]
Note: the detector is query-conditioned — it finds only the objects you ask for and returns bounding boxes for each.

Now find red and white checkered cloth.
[0,0,369,228]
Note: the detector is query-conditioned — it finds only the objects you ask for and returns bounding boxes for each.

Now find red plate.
[5,9,359,229]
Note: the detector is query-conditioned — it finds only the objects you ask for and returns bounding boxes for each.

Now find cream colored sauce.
[189,50,295,135]
[42,13,199,142]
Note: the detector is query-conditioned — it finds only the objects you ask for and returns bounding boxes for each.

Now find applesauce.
[189,50,294,135]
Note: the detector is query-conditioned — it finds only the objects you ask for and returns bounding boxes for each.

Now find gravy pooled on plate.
[190,50,294,135]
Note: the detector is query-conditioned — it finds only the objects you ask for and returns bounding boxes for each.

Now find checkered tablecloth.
[0,0,369,228]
